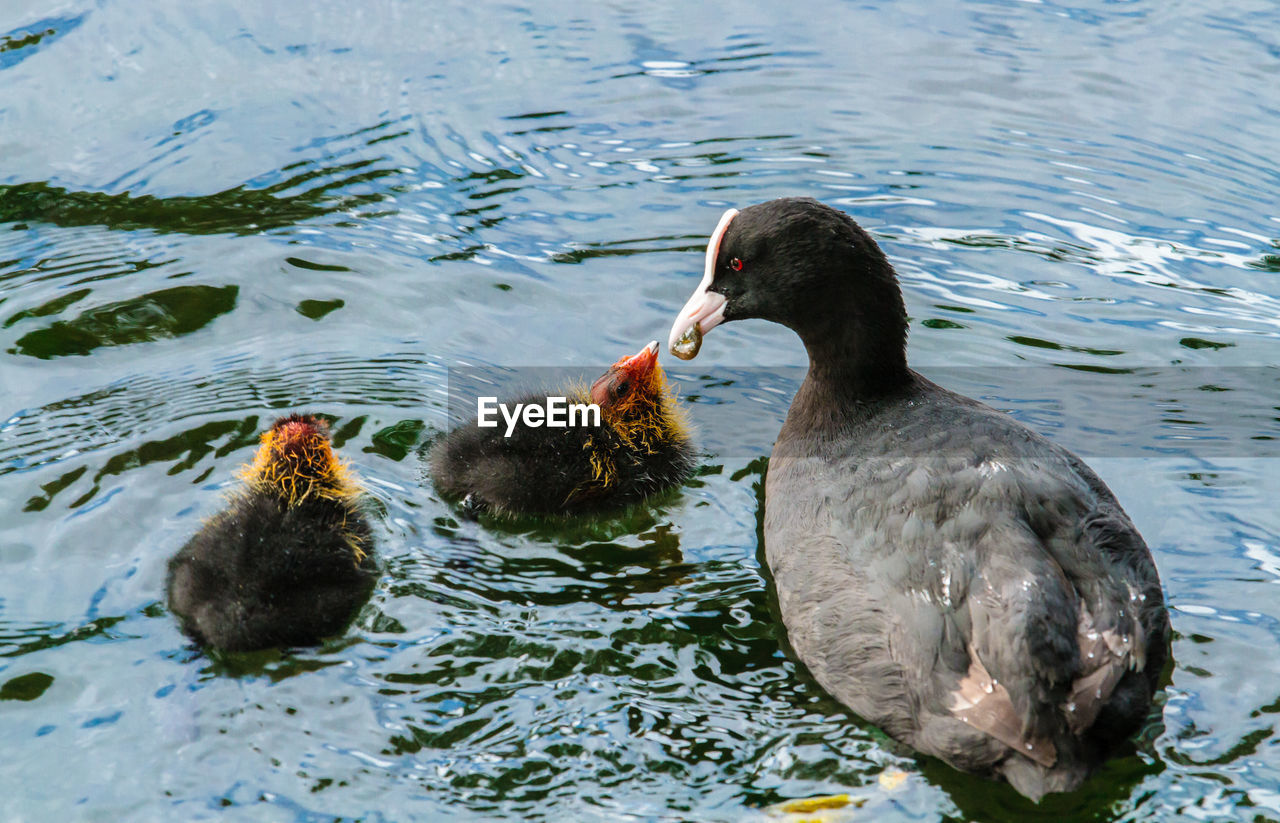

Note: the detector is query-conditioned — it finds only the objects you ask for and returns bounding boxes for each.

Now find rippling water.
[3,1,1279,820]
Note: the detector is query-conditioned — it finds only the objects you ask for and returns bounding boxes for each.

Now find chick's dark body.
[167,491,376,651]
[431,390,694,517]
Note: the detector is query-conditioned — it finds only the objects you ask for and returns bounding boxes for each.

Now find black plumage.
[167,415,376,652]
[668,198,1169,800]
[430,341,695,517]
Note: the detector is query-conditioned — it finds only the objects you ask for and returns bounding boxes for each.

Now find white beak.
[667,208,738,359]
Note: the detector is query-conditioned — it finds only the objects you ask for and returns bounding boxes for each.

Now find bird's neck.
[793,309,910,406]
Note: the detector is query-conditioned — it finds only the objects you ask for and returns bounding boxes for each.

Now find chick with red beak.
[431,341,694,518]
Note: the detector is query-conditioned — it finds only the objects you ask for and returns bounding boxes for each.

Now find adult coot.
[167,414,376,651]
[430,341,695,517]
[667,198,1168,799]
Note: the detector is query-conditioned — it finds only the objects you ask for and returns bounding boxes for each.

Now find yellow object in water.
[779,795,853,814]
[878,770,908,791]
[763,793,864,823]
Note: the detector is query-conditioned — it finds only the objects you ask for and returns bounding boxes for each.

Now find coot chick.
[167,414,376,652]
[430,341,694,517]
[668,198,1168,800]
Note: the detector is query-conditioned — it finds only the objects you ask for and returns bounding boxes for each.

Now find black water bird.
[430,341,695,517]
[668,198,1168,799]
[167,414,376,652]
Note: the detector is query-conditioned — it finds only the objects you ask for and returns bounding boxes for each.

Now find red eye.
[730,257,743,272]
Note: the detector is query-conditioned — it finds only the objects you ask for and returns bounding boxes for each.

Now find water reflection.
[0,14,86,71]
[0,159,397,236]
[10,284,238,359]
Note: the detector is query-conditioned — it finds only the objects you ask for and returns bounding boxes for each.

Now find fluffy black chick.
[430,341,695,517]
[167,414,376,652]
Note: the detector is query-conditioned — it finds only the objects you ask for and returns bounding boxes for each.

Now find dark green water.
[2,2,1280,820]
